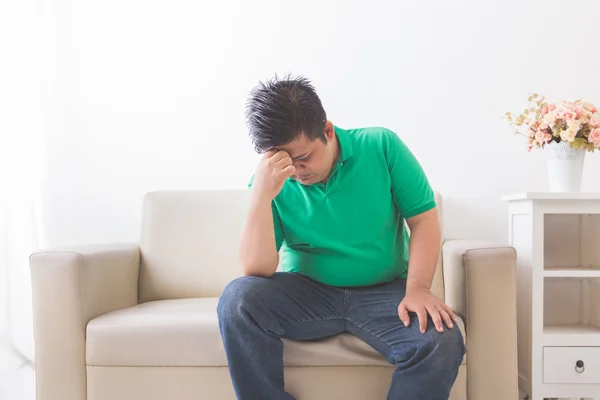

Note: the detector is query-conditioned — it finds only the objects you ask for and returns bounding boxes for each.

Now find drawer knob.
[575,360,585,373]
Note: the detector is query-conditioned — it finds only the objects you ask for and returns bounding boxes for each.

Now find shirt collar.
[334,125,354,162]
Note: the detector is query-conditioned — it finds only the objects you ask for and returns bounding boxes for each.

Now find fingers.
[276,154,293,168]
[398,303,410,327]
[442,303,459,323]
[264,150,293,176]
[437,305,454,329]
[275,152,293,179]
[416,307,428,334]
[269,150,290,163]
[427,306,445,332]
[398,294,459,334]
[281,164,296,177]
[263,149,278,160]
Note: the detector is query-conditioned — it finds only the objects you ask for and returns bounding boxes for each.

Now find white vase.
[543,141,586,192]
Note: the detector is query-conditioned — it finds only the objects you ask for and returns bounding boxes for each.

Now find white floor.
[0,340,35,400]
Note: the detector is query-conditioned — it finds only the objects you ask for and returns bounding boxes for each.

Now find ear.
[324,120,335,142]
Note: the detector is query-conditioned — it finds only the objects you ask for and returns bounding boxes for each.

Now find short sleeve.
[247,176,285,251]
[271,202,285,251]
[382,129,436,219]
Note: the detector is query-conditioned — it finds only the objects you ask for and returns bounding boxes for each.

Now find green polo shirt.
[251,126,436,287]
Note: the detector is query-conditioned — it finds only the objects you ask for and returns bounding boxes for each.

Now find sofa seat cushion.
[86,298,466,367]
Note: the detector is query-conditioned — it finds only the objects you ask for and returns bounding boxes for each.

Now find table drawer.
[544,346,600,384]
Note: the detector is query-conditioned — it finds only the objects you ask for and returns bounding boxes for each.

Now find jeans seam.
[342,289,349,329]
[346,318,396,351]
[283,316,345,327]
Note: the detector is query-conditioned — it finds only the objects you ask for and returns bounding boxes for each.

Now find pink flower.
[541,105,549,115]
[535,131,551,145]
[556,107,577,121]
[535,131,544,144]
[583,102,597,113]
[548,104,557,111]
[589,113,600,127]
[589,128,600,147]
[539,122,549,131]
[575,106,588,119]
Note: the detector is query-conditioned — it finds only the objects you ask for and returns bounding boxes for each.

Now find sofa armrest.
[29,243,140,400]
[442,240,518,400]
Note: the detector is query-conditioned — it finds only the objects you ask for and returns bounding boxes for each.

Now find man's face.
[275,121,338,185]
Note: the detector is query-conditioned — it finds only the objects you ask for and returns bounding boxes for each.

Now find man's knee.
[423,325,465,368]
[217,276,265,321]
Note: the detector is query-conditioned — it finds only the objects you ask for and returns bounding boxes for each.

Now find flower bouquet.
[505,95,600,192]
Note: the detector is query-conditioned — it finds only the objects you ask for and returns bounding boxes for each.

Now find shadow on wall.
[441,196,509,245]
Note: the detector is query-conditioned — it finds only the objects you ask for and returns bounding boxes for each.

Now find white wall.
[42,0,600,248]
[1,0,55,363]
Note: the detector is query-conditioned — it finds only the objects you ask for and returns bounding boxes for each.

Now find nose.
[292,160,305,171]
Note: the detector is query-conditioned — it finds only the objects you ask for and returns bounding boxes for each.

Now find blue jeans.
[217,272,465,400]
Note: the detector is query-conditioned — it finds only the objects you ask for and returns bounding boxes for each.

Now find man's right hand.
[251,150,296,201]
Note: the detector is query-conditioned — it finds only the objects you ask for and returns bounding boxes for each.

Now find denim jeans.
[217,272,465,400]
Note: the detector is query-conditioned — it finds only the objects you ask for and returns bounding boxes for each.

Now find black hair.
[245,74,327,153]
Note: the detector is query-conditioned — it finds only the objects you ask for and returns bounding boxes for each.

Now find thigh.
[345,278,462,364]
[220,272,346,340]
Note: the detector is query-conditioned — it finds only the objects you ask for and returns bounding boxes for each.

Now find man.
[217,75,465,400]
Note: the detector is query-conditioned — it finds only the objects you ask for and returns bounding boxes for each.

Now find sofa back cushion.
[138,190,444,303]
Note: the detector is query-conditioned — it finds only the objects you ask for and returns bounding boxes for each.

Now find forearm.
[237,193,279,277]
[406,215,441,292]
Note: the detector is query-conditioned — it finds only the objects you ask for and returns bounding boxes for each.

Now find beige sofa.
[30,190,519,400]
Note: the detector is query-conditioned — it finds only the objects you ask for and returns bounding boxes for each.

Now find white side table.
[504,192,600,400]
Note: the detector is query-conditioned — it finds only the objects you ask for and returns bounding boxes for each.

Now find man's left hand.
[398,287,458,333]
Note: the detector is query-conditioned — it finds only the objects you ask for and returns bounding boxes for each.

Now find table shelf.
[505,193,600,399]
[543,324,600,346]
[544,266,600,278]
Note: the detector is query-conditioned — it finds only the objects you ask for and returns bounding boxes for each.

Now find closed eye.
[293,152,312,162]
